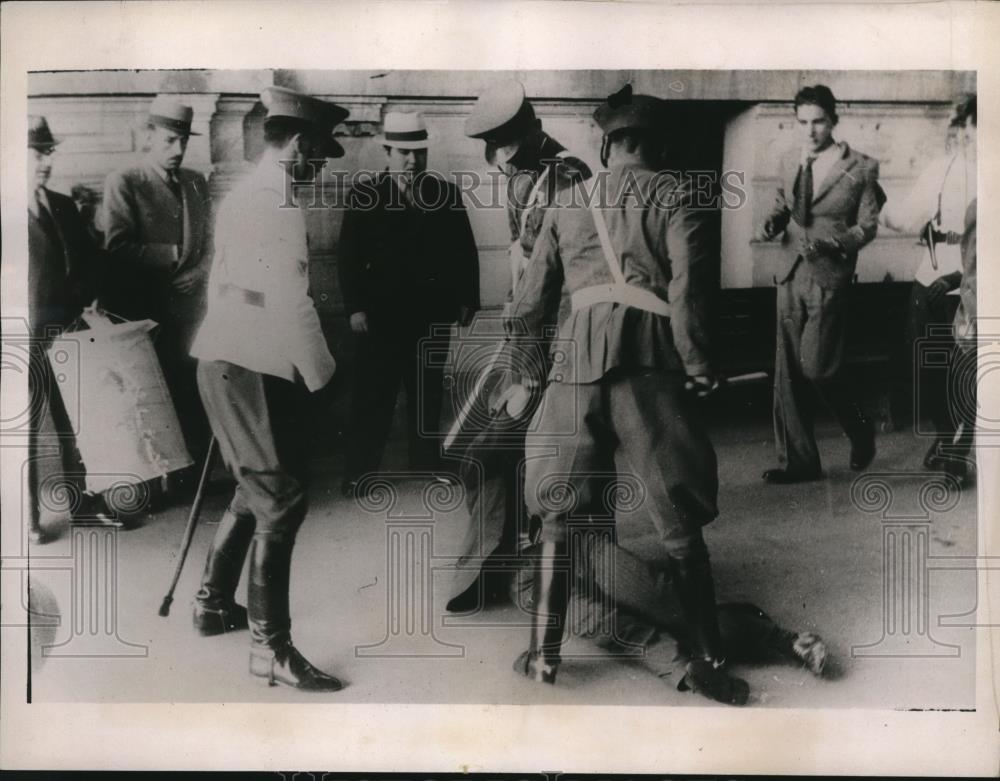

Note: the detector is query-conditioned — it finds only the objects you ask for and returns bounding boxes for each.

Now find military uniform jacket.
[508,163,714,384]
[338,173,480,328]
[764,142,881,289]
[28,187,98,340]
[190,163,335,392]
[102,161,211,323]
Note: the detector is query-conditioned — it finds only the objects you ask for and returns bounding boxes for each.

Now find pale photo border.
[1,0,998,775]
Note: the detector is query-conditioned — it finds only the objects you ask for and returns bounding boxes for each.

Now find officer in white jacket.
[189,86,347,691]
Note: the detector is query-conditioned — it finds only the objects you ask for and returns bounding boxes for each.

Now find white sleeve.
[265,201,336,391]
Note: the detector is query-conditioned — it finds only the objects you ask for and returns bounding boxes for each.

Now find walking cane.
[158,436,218,617]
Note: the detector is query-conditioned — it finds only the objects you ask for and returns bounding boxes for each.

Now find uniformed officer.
[189,86,348,691]
[507,85,748,704]
[443,82,592,611]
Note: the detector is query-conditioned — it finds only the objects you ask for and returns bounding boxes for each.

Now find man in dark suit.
[338,112,480,495]
[758,85,882,483]
[26,115,113,543]
[102,96,213,489]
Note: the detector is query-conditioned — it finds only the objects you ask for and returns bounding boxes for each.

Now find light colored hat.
[260,86,349,158]
[148,95,200,136]
[464,81,537,143]
[375,112,430,150]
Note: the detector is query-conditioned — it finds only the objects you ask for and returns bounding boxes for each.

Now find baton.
[158,436,218,617]
[444,340,506,452]
[924,222,939,271]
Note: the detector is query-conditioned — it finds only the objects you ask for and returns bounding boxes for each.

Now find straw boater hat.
[375,112,431,150]
[147,95,201,136]
[260,86,349,158]
[28,115,61,151]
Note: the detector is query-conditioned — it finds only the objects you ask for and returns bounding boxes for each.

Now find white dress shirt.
[801,141,842,197]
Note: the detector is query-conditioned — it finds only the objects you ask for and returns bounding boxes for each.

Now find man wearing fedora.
[338,111,479,496]
[505,85,748,705]
[26,115,115,543]
[189,86,348,691]
[757,85,882,484]
[102,95,213,493]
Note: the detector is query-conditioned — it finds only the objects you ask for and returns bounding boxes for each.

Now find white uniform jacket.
[191,164,335,391]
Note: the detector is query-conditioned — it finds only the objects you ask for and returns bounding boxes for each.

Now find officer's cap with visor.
[261,86,349,159]
[465,81,542,166]
[594,84,667,166]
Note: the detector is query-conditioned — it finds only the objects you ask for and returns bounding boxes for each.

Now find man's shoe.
[791,632,828,677]
[27,525,48,545]
[193,601,249,636]
[762,468,822,485]
[679,658,750,706]
[250,640,344,692]
[849,418,877,471]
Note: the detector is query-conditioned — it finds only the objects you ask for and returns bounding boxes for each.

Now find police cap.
[593,84,666,136]
[261,86,350,158]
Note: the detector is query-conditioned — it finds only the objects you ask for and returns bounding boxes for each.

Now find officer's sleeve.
[102,170,178,272]
[267,201,336,391]
[508,206,564,383]
[663,182,714,377]
[838,158,881,253]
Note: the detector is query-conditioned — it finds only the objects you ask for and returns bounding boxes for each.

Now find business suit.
[102,162,212,460]
[27,187,100,533]
[338,172,480,481]
[763,141,882,476]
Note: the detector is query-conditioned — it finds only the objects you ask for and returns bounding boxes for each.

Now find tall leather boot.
[672,551,750,706]
[513,540,569,684]
[247,534,343,692]
[193,509,254,636]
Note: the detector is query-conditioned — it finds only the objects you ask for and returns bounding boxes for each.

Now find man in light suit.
[758,85,882,483]
[189,87,348,691]
[102,96,213,486]
[27,116,114,543]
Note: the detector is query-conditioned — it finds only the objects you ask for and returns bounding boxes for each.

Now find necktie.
[794,154,816,227]
[34,189,59,238]
[166,171,183,202]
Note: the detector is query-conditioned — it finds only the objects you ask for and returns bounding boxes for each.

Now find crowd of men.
[25,80,977,701]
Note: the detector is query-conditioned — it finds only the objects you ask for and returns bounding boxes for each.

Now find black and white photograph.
[1,1,997,777]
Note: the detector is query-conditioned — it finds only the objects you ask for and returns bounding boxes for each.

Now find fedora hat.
[594,84,666,136]
[148,95,201,136]
[29,115,61,151]
[261,86,349,158]
[375,112,431,150]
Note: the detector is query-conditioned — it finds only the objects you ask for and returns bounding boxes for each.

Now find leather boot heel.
[513,541,568,685]
[193,509,254,636]
[249,641,343,692]
[194,603,249,636]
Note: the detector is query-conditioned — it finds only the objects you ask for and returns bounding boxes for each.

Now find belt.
[570,283,671,317]
[218,282,265,308]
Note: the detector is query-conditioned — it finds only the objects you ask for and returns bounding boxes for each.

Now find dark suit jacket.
[765,142,882,289]
[338,173,480,329]
[28,187,98,341]
[102,162,211,331]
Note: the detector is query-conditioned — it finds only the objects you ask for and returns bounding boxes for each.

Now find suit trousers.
[773,260,867,473]
[196,360,310,539]
[524,369,719,556]
[344,323,447,481]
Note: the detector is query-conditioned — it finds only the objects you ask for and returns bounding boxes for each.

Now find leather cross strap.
[572,202,671,317]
